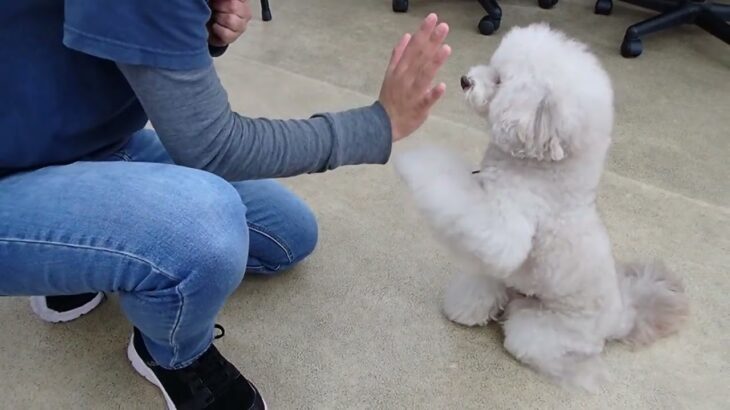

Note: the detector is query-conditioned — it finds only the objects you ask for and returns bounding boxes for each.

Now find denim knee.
[176,172,249,295]
[139,169,249,367]
[44,163,254,368]
[247,203,318,274]
[286,206,318,266]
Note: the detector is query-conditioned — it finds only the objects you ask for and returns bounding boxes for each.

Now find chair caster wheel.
[538,0,559,9]
[392,0,409,12]
[621,36,642,58]
[594,0,613,15]
[478,16,500,35]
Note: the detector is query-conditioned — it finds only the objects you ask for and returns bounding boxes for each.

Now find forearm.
[117,62,392,181]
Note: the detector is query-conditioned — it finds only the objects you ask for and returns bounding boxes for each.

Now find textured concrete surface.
[1,0,728,409]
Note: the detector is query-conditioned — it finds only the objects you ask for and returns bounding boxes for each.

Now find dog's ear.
[530,95,565,161]
[490,87,567,161]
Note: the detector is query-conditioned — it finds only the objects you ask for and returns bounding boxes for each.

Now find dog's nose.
[460,76,473,91]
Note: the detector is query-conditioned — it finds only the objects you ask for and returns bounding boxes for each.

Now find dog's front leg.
[395,146,535,278]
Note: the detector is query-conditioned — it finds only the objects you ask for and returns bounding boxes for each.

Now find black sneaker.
[30,292,105,323]
[127,326,267,410]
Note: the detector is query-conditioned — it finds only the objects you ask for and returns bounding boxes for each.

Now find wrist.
[377,99,402,141]
[390,120,403,141]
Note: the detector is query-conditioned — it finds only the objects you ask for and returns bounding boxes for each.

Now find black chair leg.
[477,0,503,35]
[620,0,678,13]
[696,9,730,43]
[626,5,698,38]
[595,0,680,16]
[709,3,730,19]
[621,5,699,57]
[261,0,272,21]
[538,0,559,10]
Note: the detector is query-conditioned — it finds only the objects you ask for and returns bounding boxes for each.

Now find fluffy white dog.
[395,24,689,391]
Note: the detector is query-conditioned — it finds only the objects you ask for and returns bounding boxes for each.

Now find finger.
[428,23,449,50]
[412,22,449,68]
[210,0,250,18]
[400,22,448,78]
[387,33,411,74]
[214,12,247,33]
[210,22,240,45]
[420,82,446,110]
[397,13,438,70]
[413,44,451,92]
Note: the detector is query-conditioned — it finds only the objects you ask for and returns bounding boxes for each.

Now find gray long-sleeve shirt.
[2,2,394,180]
[117,62,393,181]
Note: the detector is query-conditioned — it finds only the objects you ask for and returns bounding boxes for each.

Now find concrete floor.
[1,0,728,409]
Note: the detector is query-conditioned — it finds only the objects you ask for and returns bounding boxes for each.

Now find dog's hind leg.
[443,263,508,326]
[502,298,609,392]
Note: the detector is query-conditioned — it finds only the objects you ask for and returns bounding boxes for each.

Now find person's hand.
[379,14,451,142]
[208,0,253,47]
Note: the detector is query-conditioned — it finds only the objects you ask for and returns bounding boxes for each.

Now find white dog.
[395,24,689,391]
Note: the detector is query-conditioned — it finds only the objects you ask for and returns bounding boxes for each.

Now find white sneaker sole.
[127,335,178,410]
[127,335,268,410]
[30,293,105,323]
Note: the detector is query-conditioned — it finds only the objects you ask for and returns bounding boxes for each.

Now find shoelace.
[183,324,241,404]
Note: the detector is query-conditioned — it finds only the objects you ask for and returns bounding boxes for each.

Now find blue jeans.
[0,130,318,369]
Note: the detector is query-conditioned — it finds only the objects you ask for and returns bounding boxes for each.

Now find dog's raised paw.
[394,146,470,183]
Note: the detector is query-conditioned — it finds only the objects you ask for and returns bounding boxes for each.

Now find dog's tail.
[614,261,689,346]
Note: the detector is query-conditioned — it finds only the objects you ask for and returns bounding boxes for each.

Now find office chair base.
[539,0,559,9]
[478,15,501,35]
[591,0,730,57]
[477,0,503,35]
[390,1,503,35]
[621,35,643,57]
[393,0,409,13]
[260,0,272,21]
[594,0,613,15]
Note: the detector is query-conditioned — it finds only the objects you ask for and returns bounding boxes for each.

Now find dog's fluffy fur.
[395,24,689,391]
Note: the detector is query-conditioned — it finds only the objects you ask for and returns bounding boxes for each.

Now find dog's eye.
[495,76,501,85]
